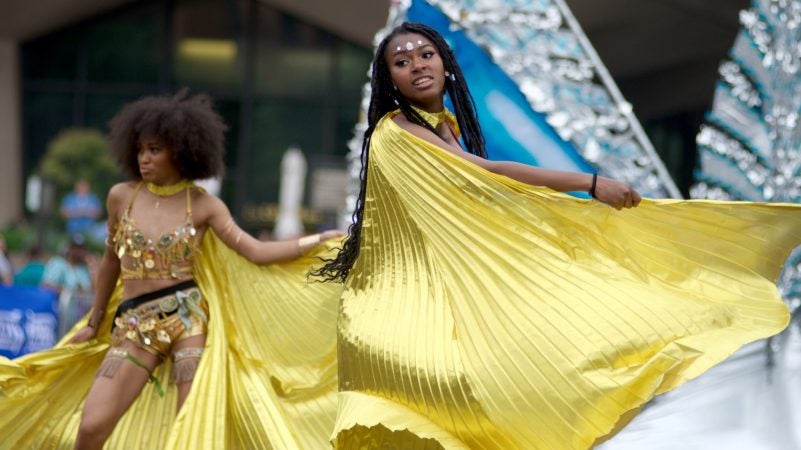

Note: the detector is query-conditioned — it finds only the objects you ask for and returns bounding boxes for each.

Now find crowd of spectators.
[0,180,103,341]
[0,233,97,338]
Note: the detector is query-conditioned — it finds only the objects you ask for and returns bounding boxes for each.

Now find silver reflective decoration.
[440,0,679,197]
[694,0,801,204]
[341,0,681,227]
[691,0,801,351]
[446,1,677,188]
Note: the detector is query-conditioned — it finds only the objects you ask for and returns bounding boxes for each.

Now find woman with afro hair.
[0,90,344,449]
[319,23,801,449]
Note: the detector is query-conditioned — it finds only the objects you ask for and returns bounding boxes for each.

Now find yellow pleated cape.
[0,231,342,449]
[333,113,801,449]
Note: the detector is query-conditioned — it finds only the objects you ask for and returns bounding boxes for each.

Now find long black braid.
[313,22,486,282]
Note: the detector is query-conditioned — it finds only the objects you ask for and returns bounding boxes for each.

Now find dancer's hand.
[593,177,641,210]
[320,229,346,242]
[69,326,97,344]
[298,230,347,256]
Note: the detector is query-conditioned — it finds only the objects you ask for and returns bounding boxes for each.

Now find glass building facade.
[21,0,372,230]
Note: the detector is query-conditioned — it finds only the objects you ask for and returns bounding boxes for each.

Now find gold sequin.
[138,318,157,332]
[157,330,171,344]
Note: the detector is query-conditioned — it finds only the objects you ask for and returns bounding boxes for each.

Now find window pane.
[86,4,161,83]
[22,30,81,81]
[255,6,333,97]
[173,0,244,90]
[85,94,141,131]
[335,104,361,156]
[23,91,74,174]
[337,41,372,98]
[247,101,327,204]
[213,99,240,205]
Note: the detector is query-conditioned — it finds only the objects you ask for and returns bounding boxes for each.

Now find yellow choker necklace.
[145,180,193,197]
[409,105,460,136]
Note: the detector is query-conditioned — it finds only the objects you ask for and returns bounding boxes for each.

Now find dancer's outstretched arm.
[393,113,642,210]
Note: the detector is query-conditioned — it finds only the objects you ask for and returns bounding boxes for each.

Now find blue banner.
[0,285,58,358]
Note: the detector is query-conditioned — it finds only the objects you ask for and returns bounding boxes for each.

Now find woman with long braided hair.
[322,22,801,449]
[320,22,639,283]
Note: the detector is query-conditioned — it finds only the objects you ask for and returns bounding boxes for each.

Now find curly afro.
[108,89,227,180]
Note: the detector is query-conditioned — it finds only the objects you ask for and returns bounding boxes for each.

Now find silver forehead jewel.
[396,46,402,52]
[417,40,423,45]
[405,42,414,51]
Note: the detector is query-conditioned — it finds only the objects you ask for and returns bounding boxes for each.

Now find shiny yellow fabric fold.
[333,113,801,450]
[0,230,342,449]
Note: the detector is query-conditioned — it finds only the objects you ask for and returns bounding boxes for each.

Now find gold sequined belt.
[114,280,198,327]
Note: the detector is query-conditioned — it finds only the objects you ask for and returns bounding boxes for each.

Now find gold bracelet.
[298,234,321,255]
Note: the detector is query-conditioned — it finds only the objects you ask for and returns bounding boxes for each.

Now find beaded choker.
[146,180,193,197]
[410,105,460,136]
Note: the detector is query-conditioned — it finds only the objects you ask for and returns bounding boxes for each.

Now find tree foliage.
[39,128,121,210]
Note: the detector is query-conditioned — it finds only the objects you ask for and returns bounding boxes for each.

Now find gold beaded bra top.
[114,182,199,280]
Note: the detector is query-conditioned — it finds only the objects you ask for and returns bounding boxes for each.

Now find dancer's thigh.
[82,341,160,425]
